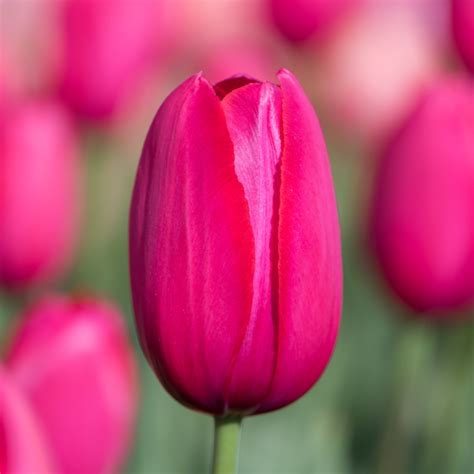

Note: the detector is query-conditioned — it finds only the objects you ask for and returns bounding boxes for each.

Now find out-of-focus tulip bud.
[370,78,474,315]
[0,366,55,474]
[314,2,442,148]
[269,0,357,43]
[0,101,80,290]
[5,295,138,474]
[202,40,277,84]
[452,0,474,73]
[58,0,168,122]
[179,0,264,57]
[0,1,61,97]
[130,69,342,415]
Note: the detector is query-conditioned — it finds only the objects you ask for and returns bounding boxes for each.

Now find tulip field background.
[1,1,473,473]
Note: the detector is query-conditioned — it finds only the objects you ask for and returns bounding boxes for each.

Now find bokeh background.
[1,0,473,473]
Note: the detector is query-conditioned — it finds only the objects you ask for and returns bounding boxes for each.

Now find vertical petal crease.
[220,82,282,409]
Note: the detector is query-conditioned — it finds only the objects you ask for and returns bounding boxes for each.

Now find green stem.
[211,416,242,474]
[376,321,435,474]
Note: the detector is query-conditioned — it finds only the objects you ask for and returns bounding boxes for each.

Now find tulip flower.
[57,0,168,122]
[269,0,357,43]
[0,0,61,98]
[202,40,277,85]
[0,101,80,290]
[130,68,341,414]
[5,295,138,474]
[0,366,55,474]
[370,78,474,315]
[129,69,342,471]
[313,2,442,148]
[452,0,474,73]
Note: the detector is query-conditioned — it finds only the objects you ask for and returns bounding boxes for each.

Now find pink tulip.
[58,0,168,122]
[202,40,277,84]
[0,101,80,290]
[0,366,55,474]
[5,295,138,474]
[178,0,264,56]
[269,0,357,43]
[452,0,474,73]
[370,78,474,315]
[313,2,443,148]
[129,69,342,415]
[0,0,61,98]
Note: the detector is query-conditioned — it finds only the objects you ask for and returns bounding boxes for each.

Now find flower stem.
[212,416,242,474]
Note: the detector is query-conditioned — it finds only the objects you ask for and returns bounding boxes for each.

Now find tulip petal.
[0,367,55,474]
[6,297,137,474]
[130,74,255,413]
[371,80,474,312]
[220,82,281,410]
[213,74,260,100]
[258,69,342,412]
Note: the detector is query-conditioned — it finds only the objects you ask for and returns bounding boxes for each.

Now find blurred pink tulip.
[370,78,474,315]
[5,295,138,474]
[0,46,24,114]
[269,0,358,43]
[179,0,264,53]
[0,366,55,474]
[452,0,474,73]
[202,40,277,84]
[0,101,80,290]
[58,0,168,122]
[0,1,61,97]
[314,2,443,148]
[130,70,342,415]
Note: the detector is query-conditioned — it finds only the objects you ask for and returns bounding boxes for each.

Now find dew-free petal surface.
[221,82,281,410]
[130,74,255,414]
[259,69,342,413]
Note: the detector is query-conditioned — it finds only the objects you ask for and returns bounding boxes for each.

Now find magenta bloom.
[269,0,356,43]
[129,70,342,415]
[0,366,55,474]
[58,0,165,121]
[452,0,474,73]
[5,296,138,474]
[370,78,474,315]
[0,101,80,290]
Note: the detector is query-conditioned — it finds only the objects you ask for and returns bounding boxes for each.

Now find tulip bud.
[5,295,138,474]
[452,0,474,73]
[313,2,442,148]
[0,366,55,474]
[370,78,474,315]
[130,70,342,415]
[58,0,167,122]
[269,0,357,43]
[0,0,61,98]
[202,40,277,85]
[0,101,80,290]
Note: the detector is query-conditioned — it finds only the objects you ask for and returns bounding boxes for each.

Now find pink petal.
[452,0,474,73]
[220,82,282,410]
[6,297,137,474]
[0,366,55,474]
[129,74,255,414]
[258,69,342,412]
[213,74,260,100]
[371,78,474,313]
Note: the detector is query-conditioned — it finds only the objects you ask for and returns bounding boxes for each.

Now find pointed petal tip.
[276,68,296,82]
[178,72,216,102]
[190,71,209,88]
